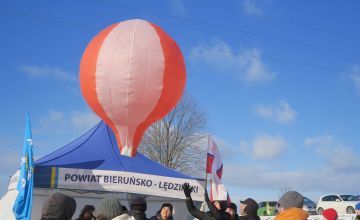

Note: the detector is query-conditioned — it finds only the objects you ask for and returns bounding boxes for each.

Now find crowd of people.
[38,183,360,220]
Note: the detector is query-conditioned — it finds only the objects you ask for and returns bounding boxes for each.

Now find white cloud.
[20,65,78,82]
[304,135,333,147]
[255,101,296,124]
[241,134,287,160]
[350,64,360,93]
[243,0,263,15]
[305,135,360,173]
[71,111,101,129]
[36,109,99,136]
[223,163,360,195]
[211,136,237,161]
[191,40,275,83]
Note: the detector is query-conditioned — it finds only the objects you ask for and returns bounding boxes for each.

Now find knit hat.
[322,208,338,220]
[356,203,360,210]
[94,197,123,219]
[130,196,147,212]
[227,202,238,213]
[278,191,304,209]
[240,198,258,214]
[41,192,76,220]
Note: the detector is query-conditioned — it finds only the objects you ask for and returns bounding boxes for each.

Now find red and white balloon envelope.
[80,19,186,157]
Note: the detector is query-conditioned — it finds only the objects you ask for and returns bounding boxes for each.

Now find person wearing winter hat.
[93,197,126,220]
[274,191,308,220]
[322,208,338,220]
[355,203,360,220]
[40,192,76,220]
[150,203,174,220]
[226,203,239,220]
[239,198,260,220]
[182,182,229,220]
[129,196,150,220]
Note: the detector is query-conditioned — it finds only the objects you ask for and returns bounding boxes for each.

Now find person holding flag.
[13,111,34,220]
[182,183,229,220]
[182,136,231,220]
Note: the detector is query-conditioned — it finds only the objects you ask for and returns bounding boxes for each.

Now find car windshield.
[304,197,315,203]
[340,195,359,201]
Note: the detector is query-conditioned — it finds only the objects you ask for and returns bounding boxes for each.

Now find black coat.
[204,193,231,220]
[185,196,217,220]
[238,215,260,220]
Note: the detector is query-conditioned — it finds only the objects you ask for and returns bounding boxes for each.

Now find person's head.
[277,191,304,213]
[93,197,123,220]
[79,205,95,220]
[322,208,338,220]
[158,203,173,220]
[239,198,258,216]
[130,196,147,212]
[41,192,76,220]
[226,203,237,216]
[355,203,360,216]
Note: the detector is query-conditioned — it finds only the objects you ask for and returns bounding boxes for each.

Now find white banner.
[56,168,205,201]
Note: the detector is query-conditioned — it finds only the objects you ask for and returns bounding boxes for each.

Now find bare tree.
[139,94,208,178]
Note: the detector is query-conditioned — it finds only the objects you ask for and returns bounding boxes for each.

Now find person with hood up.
[355,203,360,220]
[274,191,308,220]
[322,208,338,220]
[40,192,76,220]
[150,203,174,220]
[226,203,239,220]
[238,198,260,220]
[182,182,229,220]
[129,196,150,220]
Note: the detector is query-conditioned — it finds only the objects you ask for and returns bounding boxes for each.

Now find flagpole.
[201,134,210,212]
[205,134,210,188]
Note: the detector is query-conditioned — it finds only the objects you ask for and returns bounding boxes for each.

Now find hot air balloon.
[80,19,186,157]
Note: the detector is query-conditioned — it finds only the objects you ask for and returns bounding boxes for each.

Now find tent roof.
[35,121,196,180]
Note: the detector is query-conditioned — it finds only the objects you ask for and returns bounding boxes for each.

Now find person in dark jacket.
[150,203,173,220]
[40,192,77,220]
[129,196,150,220]
[75,205,95,220]
[182,182,230,220]
[226,203,239,220]
[239,198,260,220]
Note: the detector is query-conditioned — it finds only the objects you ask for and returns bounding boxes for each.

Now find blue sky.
[1,0,360,204]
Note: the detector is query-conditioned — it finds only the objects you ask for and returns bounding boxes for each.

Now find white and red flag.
[206,136,230,202]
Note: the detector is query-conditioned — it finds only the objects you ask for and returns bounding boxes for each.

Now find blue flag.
[13,111,34,220]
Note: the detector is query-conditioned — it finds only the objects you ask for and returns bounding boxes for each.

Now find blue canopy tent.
[1,121,205,220]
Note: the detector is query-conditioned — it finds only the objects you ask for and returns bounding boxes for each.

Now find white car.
[317,194,359,215]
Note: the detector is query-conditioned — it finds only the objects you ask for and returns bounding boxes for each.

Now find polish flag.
[206,136,230,201]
